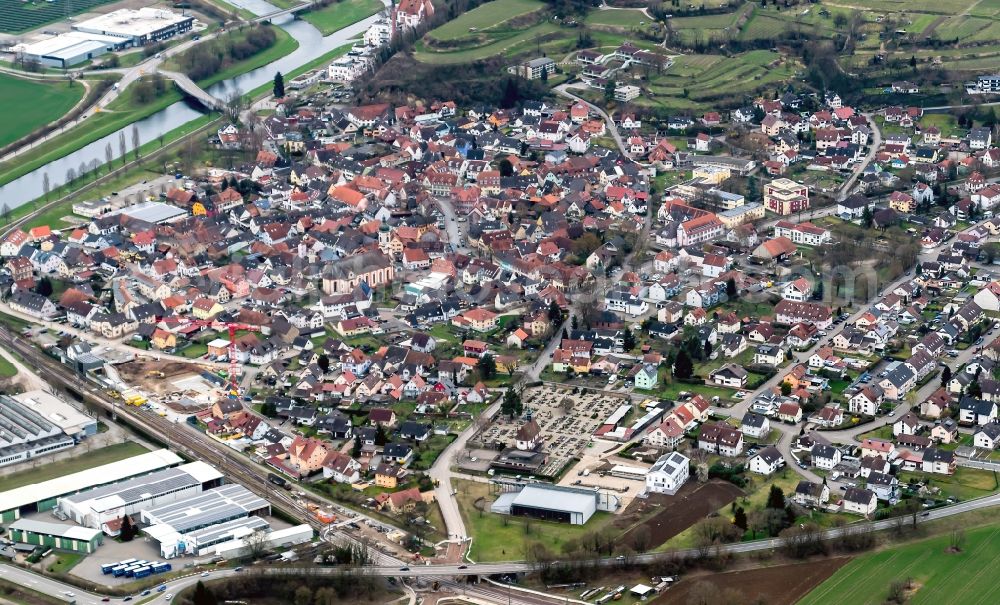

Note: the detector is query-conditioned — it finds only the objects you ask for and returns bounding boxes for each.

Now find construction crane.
[158,316,261,398]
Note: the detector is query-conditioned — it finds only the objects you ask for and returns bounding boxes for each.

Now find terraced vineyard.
[0,0,118,34]
[642,50,796,109]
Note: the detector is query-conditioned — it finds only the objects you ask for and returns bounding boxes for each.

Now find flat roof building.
[12,31,124,68]
[491,484,598,525]
[58,462,224,530]
[211,524,313,559]
[13,390,98,439]
[141,484,270,558]
[0,449,182,523]
[73,8,195,47]
[9,519,103,554]
[114,201,188,224]
[0,393,83,470]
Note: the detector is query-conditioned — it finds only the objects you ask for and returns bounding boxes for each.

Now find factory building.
[57,462,224,531]
[140,485,270,558]
[11,32,120,68]
[0,449,182,523]
[0,391,98,469]
[212,524,313,559]
[73,8,194,47]
[171,517,271,556]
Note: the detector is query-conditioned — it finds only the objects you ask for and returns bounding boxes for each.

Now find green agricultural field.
[301,0,384,36]
[583,8,650,29]
[0,442,150,492]
[428,0,543,41]
[415,21,562,63]
[835,0,980,14]
[0,73,85,149]
[0,0,118,34]
[642,49,793,108]
[933,16,993,40]
[800,522,1000,605]
[971,0,1000,18]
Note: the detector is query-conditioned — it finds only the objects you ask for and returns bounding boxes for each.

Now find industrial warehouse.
[73,8,194,47]
[56,462,224,532]
[0,391,97,468]
[0,449,183,522]
[140,484,272,558]
[11,8,195,68]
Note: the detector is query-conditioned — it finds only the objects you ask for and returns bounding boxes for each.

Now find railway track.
[0,325,322,532]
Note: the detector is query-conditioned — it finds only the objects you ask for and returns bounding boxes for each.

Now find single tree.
[726,277,737,298]
[273,71,285,98]
[673,348,694,379]
[861,205,874,228]
[36,277,53,297]
[941,365,952,387]
[501,386,523,417]
[604,79,616,105]
[317,353,330,373]
[120,515,136,542]
[241,529,270,560]
[498,157,514,177]
[734,506,748,531]
[623,327,636,351]
[766,485,786,510]
[548,300,562,322]
[477,353,497,380]
[192,581,216,605]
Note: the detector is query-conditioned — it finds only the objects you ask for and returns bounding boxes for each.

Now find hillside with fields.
[403,0,1000,114]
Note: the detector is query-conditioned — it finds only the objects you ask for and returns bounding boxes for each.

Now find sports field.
[800,522,1000,605]
[0,73,85,149]
[301,0,384,36]
[429,0,543,41]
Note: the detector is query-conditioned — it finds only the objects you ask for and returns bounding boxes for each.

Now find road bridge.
[254,1,315,23]
[159,69,225,110]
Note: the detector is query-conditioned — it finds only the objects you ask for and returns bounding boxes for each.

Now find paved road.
[6,490,1000,604]
[428,319,568,544]
[553,83,628,157]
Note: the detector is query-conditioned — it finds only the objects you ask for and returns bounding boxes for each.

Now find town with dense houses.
[5,0,1000,604]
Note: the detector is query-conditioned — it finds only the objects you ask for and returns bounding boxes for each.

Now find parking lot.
[475,385,631,476]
